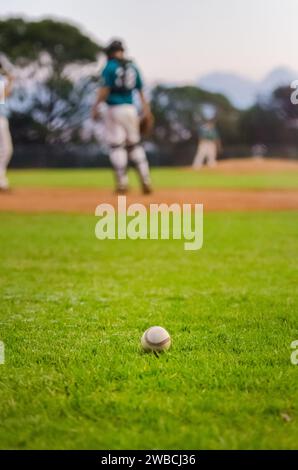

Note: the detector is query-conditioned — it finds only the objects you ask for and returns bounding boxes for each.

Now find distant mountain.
[258,67,297,96]
[197,67,298,109]
[198,72,256,109]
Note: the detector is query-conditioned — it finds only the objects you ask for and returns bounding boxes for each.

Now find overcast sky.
[1,0,297,83]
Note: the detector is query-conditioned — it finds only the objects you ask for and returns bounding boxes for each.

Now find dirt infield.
[1,159,298,213]
[1,187,298,213]
[199,157,298,173]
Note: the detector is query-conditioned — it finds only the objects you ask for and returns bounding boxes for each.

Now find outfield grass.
[8,167,298,189]
[0,211,297,449]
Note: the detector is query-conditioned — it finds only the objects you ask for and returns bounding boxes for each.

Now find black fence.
[9,143,298,169]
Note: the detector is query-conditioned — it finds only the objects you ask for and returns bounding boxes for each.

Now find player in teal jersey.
[192,120,221,169]
[92,40,152,194]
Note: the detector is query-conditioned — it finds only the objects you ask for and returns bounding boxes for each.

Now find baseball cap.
[104,39,125,56]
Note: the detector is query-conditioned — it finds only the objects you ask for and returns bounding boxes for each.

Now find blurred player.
[0,62,13,191]
[92,39,153,194]
[192,120,221,169]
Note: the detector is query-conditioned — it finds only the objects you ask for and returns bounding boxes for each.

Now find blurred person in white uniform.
[193,120,221,169]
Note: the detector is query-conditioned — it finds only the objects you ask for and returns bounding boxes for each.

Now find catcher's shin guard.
[109,144,129,192]
[127,142,152,193]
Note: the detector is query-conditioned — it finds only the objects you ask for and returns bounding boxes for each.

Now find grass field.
[0,209,297,449]
[8,167,298,189]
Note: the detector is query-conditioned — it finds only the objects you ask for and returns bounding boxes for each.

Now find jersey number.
[115,66,137,90]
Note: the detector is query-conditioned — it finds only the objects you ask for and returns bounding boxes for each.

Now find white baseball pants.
[193,140,217,169]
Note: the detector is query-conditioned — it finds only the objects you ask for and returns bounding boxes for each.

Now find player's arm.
[134,66,151,118]
[92,64,113,120]
[139,89,151,118]
[91,87,110,120]
[139,89,154,136]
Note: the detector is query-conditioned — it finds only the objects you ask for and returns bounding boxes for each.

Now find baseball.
[141,326,171,352]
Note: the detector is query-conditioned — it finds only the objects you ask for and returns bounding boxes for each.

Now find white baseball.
[141,326,171,352]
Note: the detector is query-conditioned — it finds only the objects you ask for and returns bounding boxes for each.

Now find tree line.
[1,17,297,166]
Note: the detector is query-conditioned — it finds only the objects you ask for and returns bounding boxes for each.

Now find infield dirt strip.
[0,188,298,213]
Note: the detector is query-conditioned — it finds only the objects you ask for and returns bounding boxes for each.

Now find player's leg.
[122,105,152,193]
[105,107,128,193]
[109,144,129,192]
[127,142,151,193]
[0,116,13,191]
[206,142,217,167]
[192,141,206,169]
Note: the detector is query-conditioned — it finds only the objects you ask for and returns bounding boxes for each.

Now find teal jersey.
[199,124,219,141]
[101,59,143,106]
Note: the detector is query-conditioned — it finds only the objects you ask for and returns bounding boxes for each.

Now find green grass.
[0,211,297,449]
[8,167,298,189]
